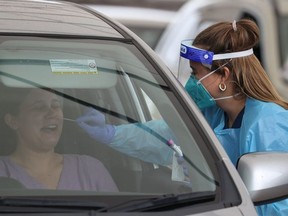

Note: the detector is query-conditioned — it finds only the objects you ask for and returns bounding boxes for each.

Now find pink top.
[0,154,118,192]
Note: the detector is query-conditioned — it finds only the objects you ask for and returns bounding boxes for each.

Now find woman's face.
[189,61,222,98]
[7,89,63,152]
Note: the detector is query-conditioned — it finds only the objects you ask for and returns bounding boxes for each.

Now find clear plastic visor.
[178,40,212,85]
[178,39,253,85]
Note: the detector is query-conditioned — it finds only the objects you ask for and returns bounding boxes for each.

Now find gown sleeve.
[108,120,174,166]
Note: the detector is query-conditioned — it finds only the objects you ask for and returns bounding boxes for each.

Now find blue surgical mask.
[185,61,240,110]
[185,75,216,110]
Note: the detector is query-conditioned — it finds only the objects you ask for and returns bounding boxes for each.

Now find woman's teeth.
[43,124,57,130]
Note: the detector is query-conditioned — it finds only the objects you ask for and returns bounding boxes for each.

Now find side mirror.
[237,152,288,205]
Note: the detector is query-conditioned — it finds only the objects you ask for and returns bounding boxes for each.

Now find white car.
[155,0,288,99]
[85,5,176,48]
[0,0,288,215]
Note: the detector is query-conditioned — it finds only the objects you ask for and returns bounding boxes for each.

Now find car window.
[0,36,242,211]
[0,36,212,189]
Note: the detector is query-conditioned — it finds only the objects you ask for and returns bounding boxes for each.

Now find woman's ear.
[4,114,18,130]
[221,66,231,82]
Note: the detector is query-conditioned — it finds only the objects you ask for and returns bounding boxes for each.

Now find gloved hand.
[76,108,116,144]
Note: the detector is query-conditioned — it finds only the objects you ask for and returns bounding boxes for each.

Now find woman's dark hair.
[0,87,32,155]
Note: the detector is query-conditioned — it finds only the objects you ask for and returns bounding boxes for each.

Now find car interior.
[0,38,204,194]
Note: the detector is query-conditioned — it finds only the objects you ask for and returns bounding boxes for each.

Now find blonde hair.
[193,19,288,109]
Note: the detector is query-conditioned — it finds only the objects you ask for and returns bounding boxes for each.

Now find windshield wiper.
[0,197,107,211]
[99,191,216,212]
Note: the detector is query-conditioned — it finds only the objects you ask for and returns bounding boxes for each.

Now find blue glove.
[76,108,116,144]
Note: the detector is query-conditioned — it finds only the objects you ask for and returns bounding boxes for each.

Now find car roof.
[0,0,125,38]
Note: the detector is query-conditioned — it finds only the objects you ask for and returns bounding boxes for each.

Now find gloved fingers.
[77,119,116,144]
[76,120,95,133]
[76,107,105,126]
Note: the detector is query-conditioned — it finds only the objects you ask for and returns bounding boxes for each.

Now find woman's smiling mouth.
[42,123,59,132]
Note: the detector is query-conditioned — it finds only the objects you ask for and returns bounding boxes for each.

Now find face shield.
[178,39,254,85]
[178,39,253,109]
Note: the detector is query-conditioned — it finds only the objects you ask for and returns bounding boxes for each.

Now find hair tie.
[232,20,237,32]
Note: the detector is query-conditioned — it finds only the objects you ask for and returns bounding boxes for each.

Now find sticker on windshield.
[50,59,98,75]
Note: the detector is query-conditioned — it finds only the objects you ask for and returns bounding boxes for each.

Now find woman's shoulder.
[246,98,286,113]
[244,98,288,128]
[245,98,288,122]
[242,99,288,152]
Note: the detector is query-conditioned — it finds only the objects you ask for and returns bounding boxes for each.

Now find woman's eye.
[31,100,62,111]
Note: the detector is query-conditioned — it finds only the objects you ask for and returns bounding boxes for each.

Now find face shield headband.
[180,39,254,67]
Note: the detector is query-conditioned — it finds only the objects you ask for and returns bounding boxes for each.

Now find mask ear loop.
[197,59,232,84]
[213,92,241,101]
[213,58,243,101]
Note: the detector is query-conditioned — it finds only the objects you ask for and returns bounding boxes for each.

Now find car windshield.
[0,36,238,210]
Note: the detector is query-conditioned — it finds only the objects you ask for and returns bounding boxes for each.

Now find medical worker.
[77,19,288,215]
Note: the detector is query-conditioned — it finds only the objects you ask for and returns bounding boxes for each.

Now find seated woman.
[0,87,118,191]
